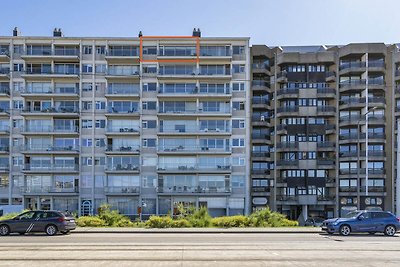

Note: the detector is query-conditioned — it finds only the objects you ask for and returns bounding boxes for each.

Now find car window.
[48,212,61,218]
[360,212,371,219]
[18,211,36,220]
[34,212,45,220]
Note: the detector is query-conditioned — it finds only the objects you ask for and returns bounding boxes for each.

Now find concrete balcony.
[158,146,231,155]
[316,88,336,98]
[104,164,140,173]
[104,186,140,195]
[21,107,79,117]
[105,145,140,154]
[20,145,79,154]
[21,126,79,135]
[276,88,299,99]
[339,61,366,75]
[157,186,231,196]
[22,164,79,173]
[20,186,79,196]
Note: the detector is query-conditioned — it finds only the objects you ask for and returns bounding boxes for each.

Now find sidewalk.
[74,227,322,234]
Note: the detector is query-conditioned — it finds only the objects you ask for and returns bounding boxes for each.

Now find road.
[0,232,399,266]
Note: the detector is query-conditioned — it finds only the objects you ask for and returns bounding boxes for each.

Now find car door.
[31,211,47,232]
[12,211,37,233]
[356,212,374,232]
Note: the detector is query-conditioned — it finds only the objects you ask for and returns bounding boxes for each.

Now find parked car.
[0,210,76,236]
[305,217,324,227]
[321,210,400,236]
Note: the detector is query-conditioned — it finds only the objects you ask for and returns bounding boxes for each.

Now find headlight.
[332,221,339,226]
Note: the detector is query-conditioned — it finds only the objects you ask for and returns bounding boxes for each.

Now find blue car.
[321,210,400,236]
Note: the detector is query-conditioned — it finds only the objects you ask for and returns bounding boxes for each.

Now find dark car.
[305,217,324,227]
[0,210,76,236]
[321,210,400,236]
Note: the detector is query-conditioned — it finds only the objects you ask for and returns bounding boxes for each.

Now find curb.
[73,229,323,234]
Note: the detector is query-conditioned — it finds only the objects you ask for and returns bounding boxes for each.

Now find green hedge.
[77,206,298,228]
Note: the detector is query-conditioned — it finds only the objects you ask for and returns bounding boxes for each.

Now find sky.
[0,0,399,46]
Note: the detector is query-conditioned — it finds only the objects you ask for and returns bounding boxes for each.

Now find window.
[82,101,93,110]
[13,119,22,129]
[142,101,157,110]
[232,46,245,55]
[143,139,156,147]
[232,157,245,166]
[96,46,105,55]
[13,82,23,92]
[82,83,93,92]
[82,64,93,73]
[95,64,107,73]
[83,139,92,147]
[94,157,105,166]
[232,175,245,188]
[232,82,245,91]
[82,157,93,166]
[142,175,156,188]
[232,138,245,147]
[82,120,93,129]
[95,120,106,129]
[13,64,23,72]
[95,101,106,110]
[95,138,105,147]
[13,45,23,54]
[142,120,156,129]
[143,83,157,92]
[232,119,245,129]
[142,157,157,166]
[232,101,245,111]
[83,45,92,54]
[13,156,23,166]
[13,100,23,110]
[232,64,245,73]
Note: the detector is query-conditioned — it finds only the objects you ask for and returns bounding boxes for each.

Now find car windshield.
[343,211,360,218]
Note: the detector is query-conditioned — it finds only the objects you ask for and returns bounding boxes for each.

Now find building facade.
[0,29,251,217]
[250,44,400,221]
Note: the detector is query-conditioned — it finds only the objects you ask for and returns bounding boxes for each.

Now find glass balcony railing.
[54,48,79,56]
[24,125,79,133]
[0,68,10,74]
[339,79,366,88]
[104,186,140,194]
[159,66,197,76]
[339,61,366,70]
[159,46,196,57]
[158,185,231,194]
[20,186,79,193]
[107,47,139,57]
[107,86,140,95]
[158,145,230,152]
[107,67,140,76]
[26,47,52,56]
[24,164,79,171]
[200,46,230,57]
[199,66,230,76]
[25,67,52,75]
[54,65,79,75]
[23,106,79,113]
[106,145,140,152]
[106,127,140,133]
[22,145,79,152]
[105,164,139,171]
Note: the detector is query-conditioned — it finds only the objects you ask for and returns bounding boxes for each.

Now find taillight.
[397,217,400,222]
[57,217,65,222]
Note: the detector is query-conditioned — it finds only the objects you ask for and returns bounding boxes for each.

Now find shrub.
[97,204,133,227]
[76,216,106,227]
[0,210,30,221]
[248,208,298,227]
[145,216,174,228]
[171,219,191,228]
[211,215,250,228]
[187,207,212,227]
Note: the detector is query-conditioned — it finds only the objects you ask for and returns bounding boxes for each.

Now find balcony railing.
[104,186,140,194]
[20,186,79,193]
[317,88,336,95]
[276,160,299,166]
[157,186,231,194]
[277,89,299,96]
[54,48,80,56]
[158,146,230,152]
[252,80,270,88]
[317,141,335,148]
[106,145,140,152]
[276,142,298,149]
[23,164,79,171]
[157,165,231,171]
[107,86,140,95]
[24,126,79,133]
[317,106,336,112]
[339,61,366,70]
[339,79,366,88]
[0,68,10,75]
[23,107,79,114]
[368,60,385,68]
[107,47,139,57]
[106,127,140,133]
[277,106,299,113]
[106,164,139,171]
[22,145,79,152]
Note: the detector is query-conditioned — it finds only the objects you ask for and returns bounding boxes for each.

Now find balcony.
[325,71,336,81]
[339,186,358,193]
[0,85,10,95]
[276,106,299,115]
[157,186,231,195]
[21,86,79,96]
[105,47,139,60]
[106,68,140,78]
[106,127,140,135]
[104,186,140,195]
[0,47,9,58]
[159,85,231,96]
[105,164,140,173]
[251,151,271,158]
[23,164,79,173]
[252,63,270,74]
[276,160,299,167]
[276,142,298,150]
[276,89,299,99]
[105,145,140,154]
[317,88,336,98]
[276,71,287,82]
[21,107,79,116]
[0,125,10,133]
[317,141,335,149]
[317,159,335,166]
[158,145,230,154]
[106,86,140,96]
[158,66,197,77]
[0,68,10,77]
[395,70,400,81]
[0,146,9,153]
[22,126,79,135]
[105,107,140,117]
[20,145,79,154]
[200,46,231,57]
[317,106,336,115]
[339,61,366,73]
[157,165,231,173]
[20,186,79,195]
[252,80,270,91]
[0,164,9,172]
[339,79,366,92]
[54,47,80,57]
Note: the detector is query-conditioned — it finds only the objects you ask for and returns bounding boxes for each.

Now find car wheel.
[61,230,70,235]
[45,225,58,236]
[339,225,351,236]
[0,225,10,236]
[368,232,376,235]
[384,225,397,236]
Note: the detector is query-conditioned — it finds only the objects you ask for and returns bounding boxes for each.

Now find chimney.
[53,28,63,37]
[192,28,201,37]
[13,27,20,37]
[138,31,143,37]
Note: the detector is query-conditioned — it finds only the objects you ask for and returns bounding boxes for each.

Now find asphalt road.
[0,232,399,266]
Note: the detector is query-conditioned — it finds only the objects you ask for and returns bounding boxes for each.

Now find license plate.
[69,219,75,223]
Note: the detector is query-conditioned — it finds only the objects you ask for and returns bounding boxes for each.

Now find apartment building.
[251,43,400,221]
[0,28,251,217]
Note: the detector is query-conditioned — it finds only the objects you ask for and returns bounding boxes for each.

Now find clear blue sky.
[1,0,399,46]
